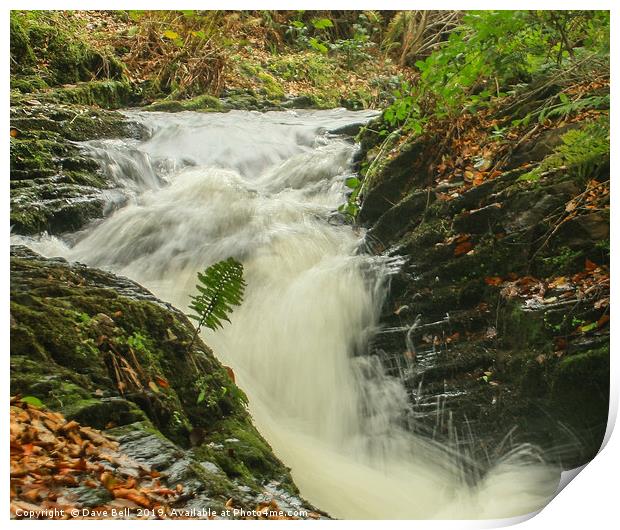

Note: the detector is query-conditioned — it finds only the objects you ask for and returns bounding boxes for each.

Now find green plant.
[382,10,610,137]
[187,258,246,351]
[127,331,148,353]
[519,117,609,183]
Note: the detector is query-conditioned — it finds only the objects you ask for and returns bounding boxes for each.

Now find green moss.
[257,72,285,100]
[11,247,299,497]
[11,75,49,93]
[10,13,35,66]
[194,417,295,493]
[11,11,124,88]
[33,80,134,109]
[145,93,224,113]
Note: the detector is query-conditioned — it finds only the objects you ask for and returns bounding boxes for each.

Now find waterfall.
[12,108,560,519]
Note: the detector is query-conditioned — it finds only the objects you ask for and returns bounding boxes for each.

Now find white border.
[2,2,617,528]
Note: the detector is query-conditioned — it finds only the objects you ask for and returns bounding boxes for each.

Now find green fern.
[519,116,609,183]
[187,258,246,349]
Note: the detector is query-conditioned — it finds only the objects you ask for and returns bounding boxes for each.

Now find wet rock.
[453,202,503,234]
[509,123,581,167]
[10,246,320,512]
[357,116,609,469]
[10,102,146,235]
[359,135,438,224]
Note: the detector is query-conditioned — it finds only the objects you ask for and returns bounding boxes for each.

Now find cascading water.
[13,108,561,519]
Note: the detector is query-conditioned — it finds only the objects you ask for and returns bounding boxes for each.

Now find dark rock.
[509,123,582,167]
[453,202,503,234]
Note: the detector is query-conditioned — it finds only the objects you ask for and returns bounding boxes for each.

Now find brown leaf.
[597,314,610,328]
[454,241,473,256]
[585,258,598,271]
[484,276,503,286]
[113,488,152,508]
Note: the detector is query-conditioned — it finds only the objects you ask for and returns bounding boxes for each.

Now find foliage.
[187,258,246,349]
[122,10,226,98]
[10,11,124,86]
[519,117,610,183]
[284,15,334,53]
[330,20,375,68]
[382,11,610,132]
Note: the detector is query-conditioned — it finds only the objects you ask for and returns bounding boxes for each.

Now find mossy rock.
[10,11,124,88]
[144,94,224,113]
[10,101,145,235]
[10,245,299,495]
[551,346,609,460]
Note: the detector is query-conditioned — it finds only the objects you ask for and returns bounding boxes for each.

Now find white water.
[13,108,561,519]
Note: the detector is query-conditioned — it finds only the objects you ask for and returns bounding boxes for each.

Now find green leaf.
[21,396,44,408]
[312,18,333,30]
[580,322,597,333]
[309,37,328,54]
[197,388,206,404]
[345,177,360,189]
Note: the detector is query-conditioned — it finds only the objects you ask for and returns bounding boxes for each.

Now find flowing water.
[13,108,561,519]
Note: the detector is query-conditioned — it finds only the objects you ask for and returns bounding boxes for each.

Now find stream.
[13,108,561,519]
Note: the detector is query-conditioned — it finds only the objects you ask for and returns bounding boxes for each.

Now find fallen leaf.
[585,259,598,271]
[154,376,170,389]
[597,314,610,328]
[454,241,473,256]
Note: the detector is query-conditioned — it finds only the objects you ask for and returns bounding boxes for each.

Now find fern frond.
[187,257,246,344]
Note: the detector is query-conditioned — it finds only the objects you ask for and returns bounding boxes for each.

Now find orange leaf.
[154,376,169,389]
[484,276,503,286]
[114,488,152,508]
[585,259,598,271]
[100,471,120,491]
[454,241,473,256]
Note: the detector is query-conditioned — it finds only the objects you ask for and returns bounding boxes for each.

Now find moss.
[11,11,124,88]
[145,93,224,113]
[11,75,49,93]
[194,417,296,494]
[551,346,609,459]
[31,80,134,110]
[257,72,285,100]
[10,13,35,66]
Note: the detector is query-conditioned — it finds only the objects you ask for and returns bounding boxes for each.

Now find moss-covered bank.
[355,70,610,468]
[10,246,319,513]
